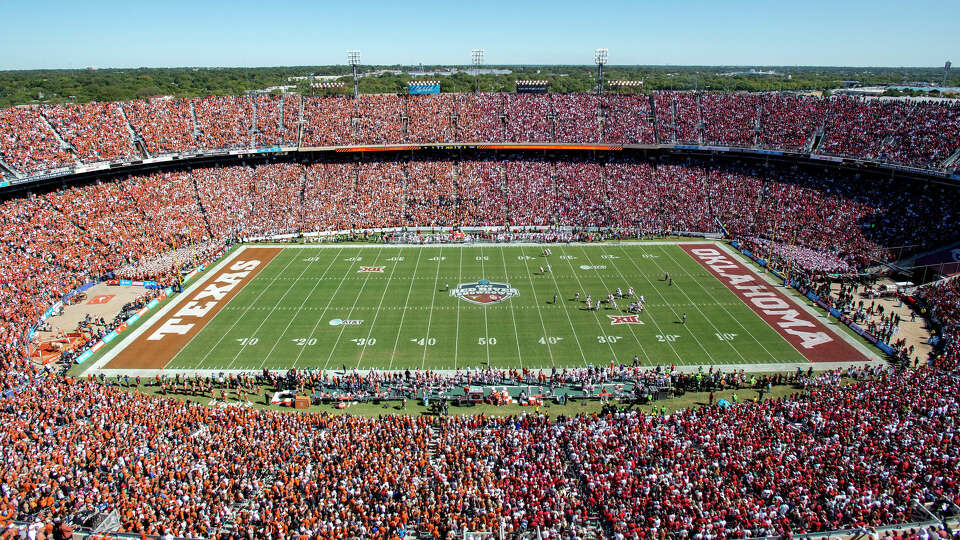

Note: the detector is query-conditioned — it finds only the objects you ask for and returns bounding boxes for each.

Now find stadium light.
[347,50,361,98]
[945,60,952,87]
[471,48,485,93]
[594,48,608,96]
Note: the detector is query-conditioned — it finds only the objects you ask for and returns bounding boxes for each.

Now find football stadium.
[3,3,960,538]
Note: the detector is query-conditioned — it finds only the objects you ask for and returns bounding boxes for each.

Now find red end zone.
[681,244,870,363]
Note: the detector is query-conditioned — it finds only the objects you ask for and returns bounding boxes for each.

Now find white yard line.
[321,247,386,371]
[614,244,725,364]
[291,250,366,368]
[499,246,525,368]
[194,251,302,370]
[556,245,618,362]
[228,253,328,370]
[420,246,442,370]
[356,250,408,368]
[541,247,590,366]
[255,247,344,368]
[453,247,463,370]
[479,245,492,367]
[387,247,424,370]
[576,245,651,364]
[657,244,781,362]
[83,246,250,375]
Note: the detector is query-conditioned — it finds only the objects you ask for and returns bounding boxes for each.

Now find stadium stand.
[3,89,960,538]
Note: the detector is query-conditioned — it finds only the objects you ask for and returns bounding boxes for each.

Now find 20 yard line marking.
[257,247,345,368]
[420,246,442,370]
[388,247,424,371]
[291,249,366,369]
[614,244,722,365]
[658,245,781,362]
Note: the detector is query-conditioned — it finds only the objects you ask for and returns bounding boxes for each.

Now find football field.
[95,241,876,373]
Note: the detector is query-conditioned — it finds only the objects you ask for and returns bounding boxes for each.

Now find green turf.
[165,243,809,371]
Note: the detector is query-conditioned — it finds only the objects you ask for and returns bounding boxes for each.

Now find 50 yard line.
[498,246,524,368]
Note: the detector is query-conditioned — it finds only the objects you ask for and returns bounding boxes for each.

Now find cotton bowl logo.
[451,280,519,305]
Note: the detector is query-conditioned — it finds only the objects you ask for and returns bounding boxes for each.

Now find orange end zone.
[104,247,282,370]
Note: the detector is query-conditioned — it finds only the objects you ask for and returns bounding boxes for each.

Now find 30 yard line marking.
[577,246,651,364]
[356,247,405,368]
[614,244,721,364]
[499,246,524,368]
[257,247,345,367]
[657,244,781,362]
[420,246,441,370]
[557,245,617,361]
[322,247,386,371]
[186,251,301,369]
[289,250,365,369]
[388,247,424,371]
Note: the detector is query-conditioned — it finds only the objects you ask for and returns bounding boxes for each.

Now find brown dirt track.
[105,247,281,370]
[681,244,870,363]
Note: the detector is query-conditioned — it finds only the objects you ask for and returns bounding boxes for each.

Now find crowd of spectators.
[0,107,75,174]
[0,150,959,537]
[41,102,137,163]
[2,92,959,174]
[122,97,199,155]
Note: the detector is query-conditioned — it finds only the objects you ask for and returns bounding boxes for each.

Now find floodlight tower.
[944,61,952,87]
[471,48,485,93]
[347,50,361,98]
[595,48,608,96]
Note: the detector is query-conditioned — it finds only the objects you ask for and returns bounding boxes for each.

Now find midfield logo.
[609,315,644,325]
[451,280,519,305]
[358,266,385,273]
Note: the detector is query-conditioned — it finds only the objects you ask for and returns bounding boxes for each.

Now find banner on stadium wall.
[409,83,440,95]
[809,154,844,163]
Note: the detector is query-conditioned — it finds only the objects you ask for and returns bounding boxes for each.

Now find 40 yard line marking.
[516,245,554,367]
[541,246,589,366]
[291,249,365,368]
[420,246,442,370]
[387,247,424,371]
[257,247,345,368]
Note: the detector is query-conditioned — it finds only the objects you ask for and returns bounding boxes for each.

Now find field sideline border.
[84,240,885,378]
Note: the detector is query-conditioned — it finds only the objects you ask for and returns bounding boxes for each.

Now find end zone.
[85,246,281,373]
[682,244,872,363]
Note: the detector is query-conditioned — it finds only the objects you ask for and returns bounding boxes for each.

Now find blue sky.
[1,0,956,69]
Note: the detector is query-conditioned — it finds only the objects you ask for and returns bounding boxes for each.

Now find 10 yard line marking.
[657,245,780,362]
[421,246,442,370]
[187,251,300,369]
[388,247,424,370]
[257,247,344,368]
[291,249,365,368]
